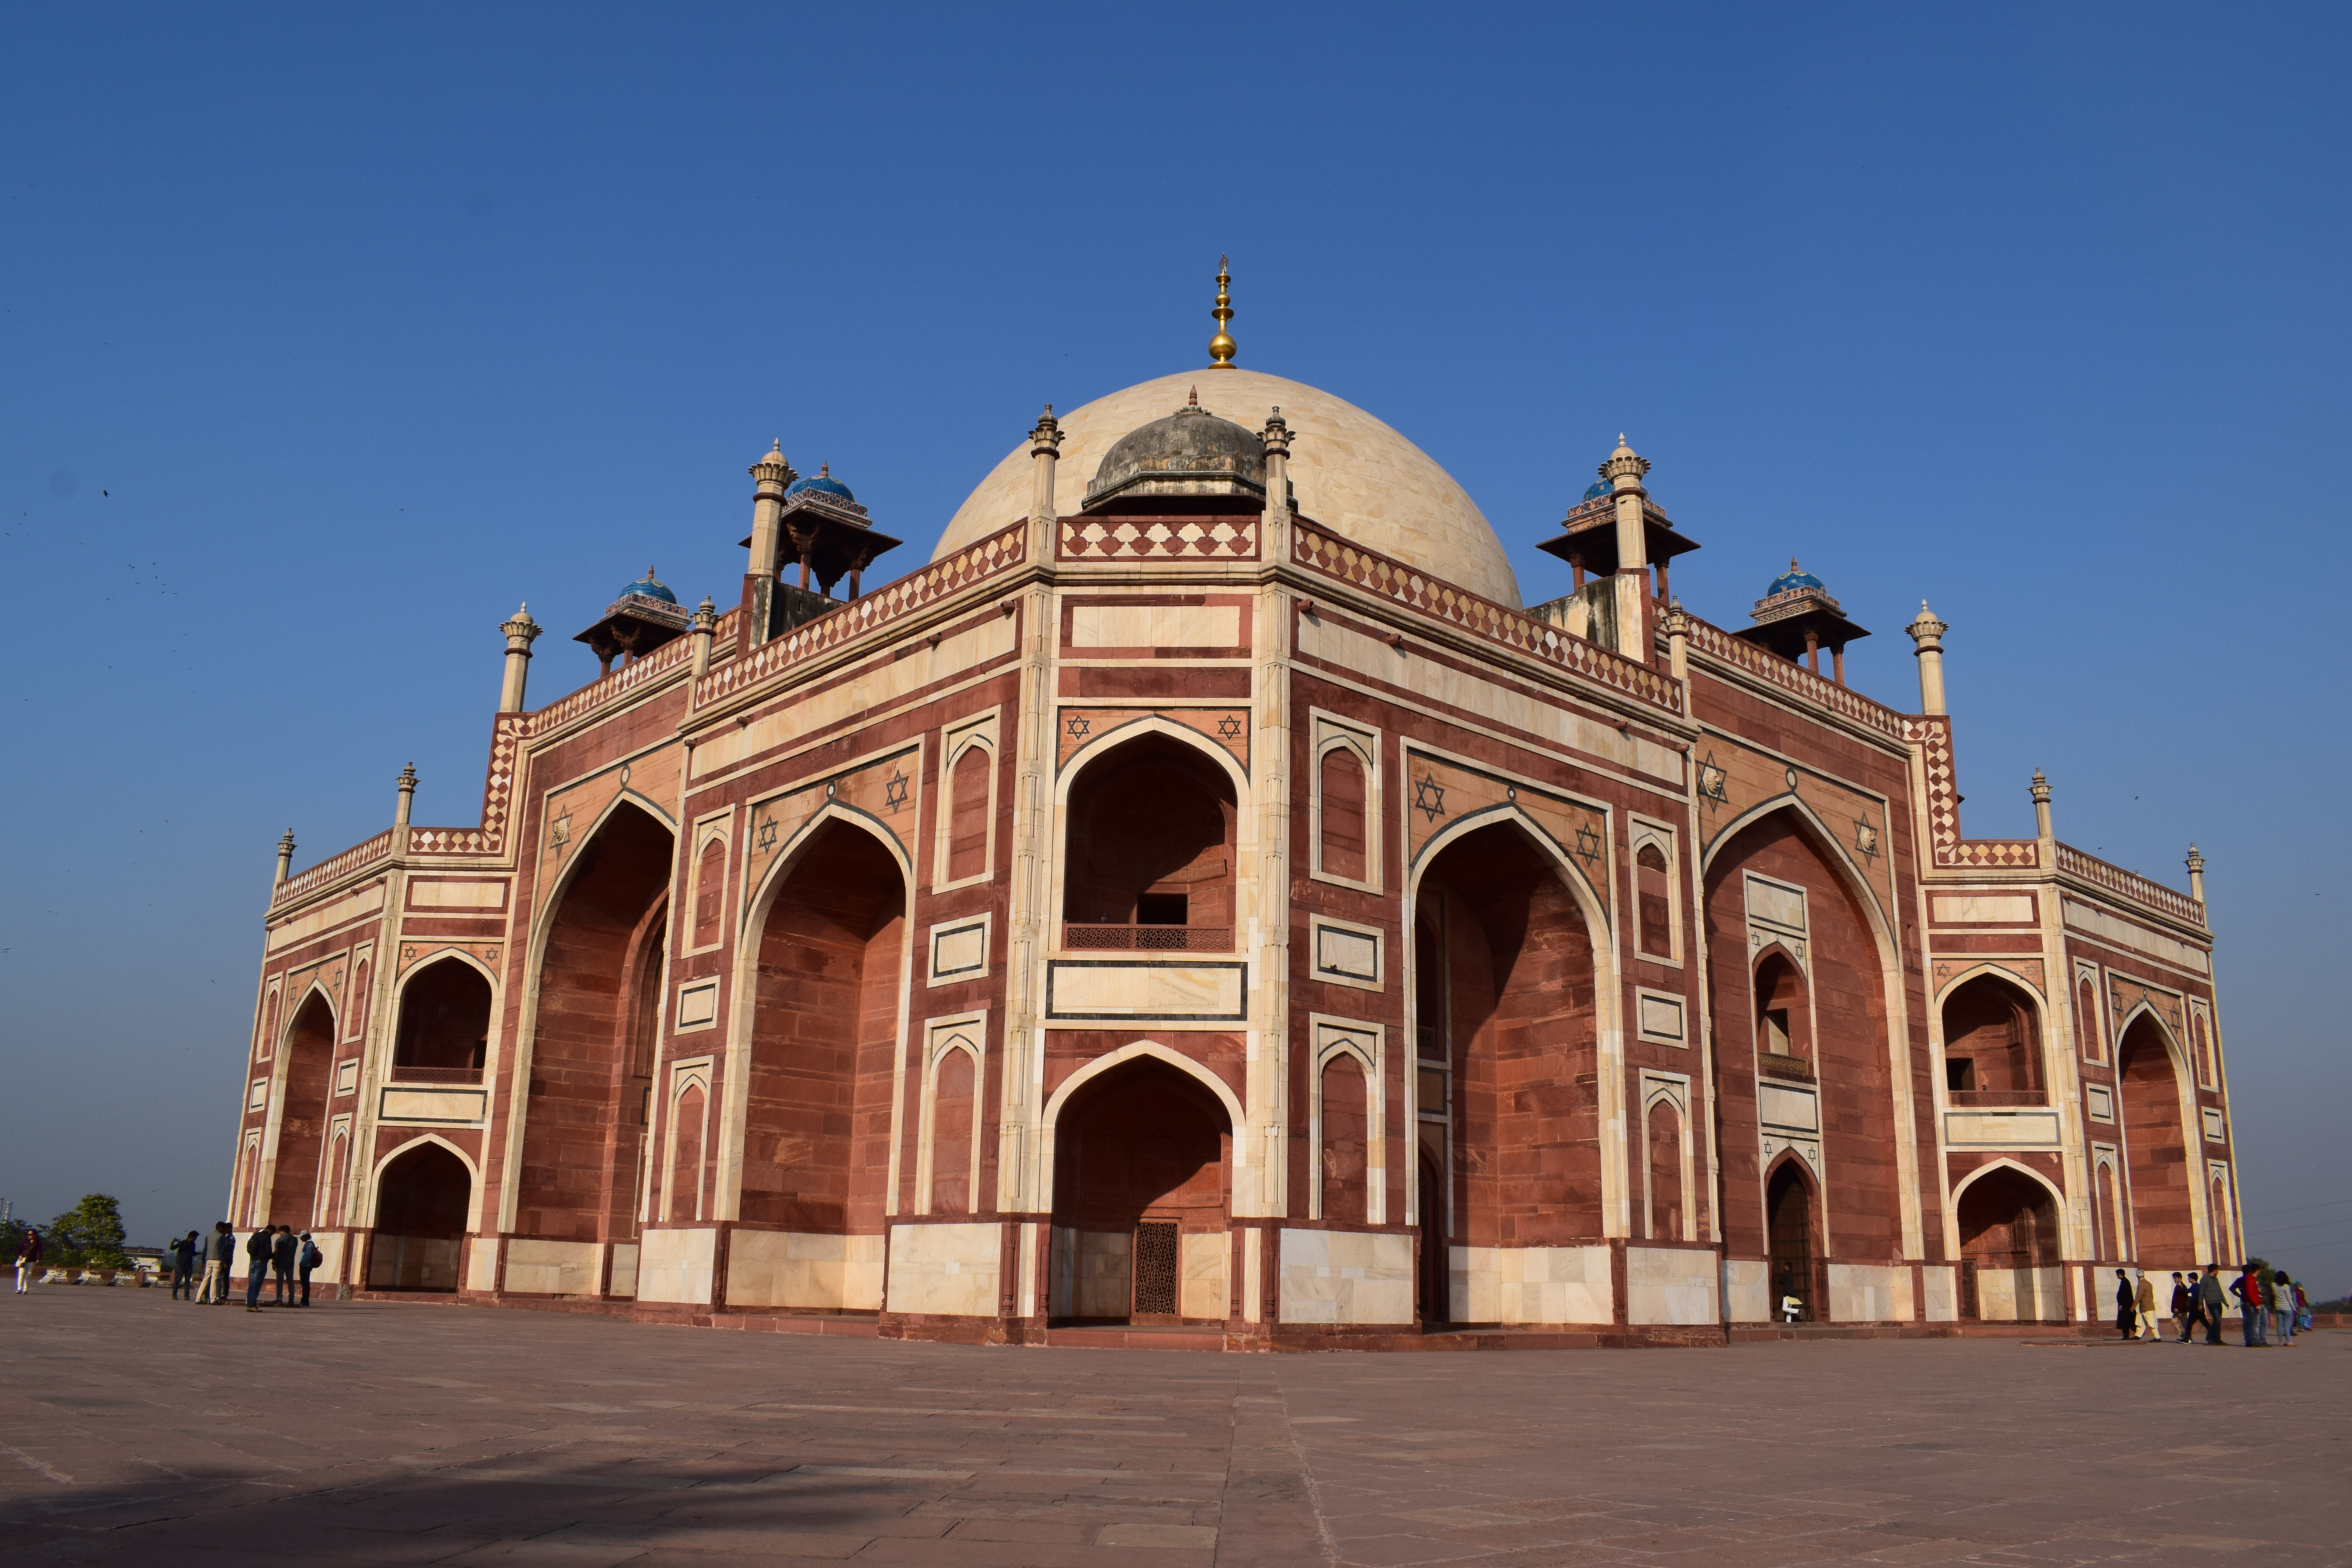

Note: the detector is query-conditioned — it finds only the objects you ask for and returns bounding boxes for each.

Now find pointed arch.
[278,979,338,1054]
[1055,713,1251,798]
[1041,1040,1247,1134]
[368,1130,481,1189]
[367,1135,478,1292]
[390,949,499,1082]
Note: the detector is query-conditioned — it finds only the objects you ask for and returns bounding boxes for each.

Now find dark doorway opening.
[368,1141,472,1292]
[1766,1159,1817,1322]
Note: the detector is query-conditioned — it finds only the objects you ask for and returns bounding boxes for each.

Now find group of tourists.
[2114,1263,2313,1345]
[10,1222,323,1308]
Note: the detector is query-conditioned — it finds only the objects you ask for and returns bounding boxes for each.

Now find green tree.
[48,1194,128,1269]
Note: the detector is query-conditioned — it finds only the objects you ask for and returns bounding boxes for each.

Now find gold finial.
[1207,255,1237,368]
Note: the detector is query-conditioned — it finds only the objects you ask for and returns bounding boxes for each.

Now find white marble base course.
[1972,1265,2065,1321]
[1828,1261,1915,1322]
[1627,1246,1719,1325]
[1453,1243,1613,1325]
[1279,1228,1412,1325]
[885,1223,1001,1317]
[1722,1258,1771,1323]
[463,1237,497,1293]
[725,1230,883,1310]
[1181,1231,1227,1320]
[1920,1263,1957,1322]
[608,1243,639,1299]
[636,1227,716,1306]
[505,1239,601,1295]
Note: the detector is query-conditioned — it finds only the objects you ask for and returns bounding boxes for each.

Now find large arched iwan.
[1413,818,1600,1258]
[1704,809,1896,1269]
[2116,1013,2196,1263]
[515,800,672,1243]
[740,819,907,1236]
[369,1140,472,1291]
[265,993,338,1228]
[1051,1058,1232,1324]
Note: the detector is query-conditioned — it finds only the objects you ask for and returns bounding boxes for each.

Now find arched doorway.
[517,801,671,1243]
[1942,975,2043,1103]
[2116,1014,2194,1264]
[369,1141,472,1291]
[1411,818,1601,1315]
[265,992,338,1228]
[1956,1166,2062,1320]
[1765,1157,1818,1322]
[393,958,492,1082]
[1050,1060,1231,1325]
[739,820,906,1241]
[1061,734,1237,952]
[1417,1150,1447,1327]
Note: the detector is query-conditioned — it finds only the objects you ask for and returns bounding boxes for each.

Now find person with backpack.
[294,1232,322,1307]
[243,1226,274,1311]
[13,1226,41,1294]
[2198,1268,2228,1344]
[200,1223,234,1304]
[2229,1262,2265,1345]
[169,1231,200,1300]
[269,1226,298,1306]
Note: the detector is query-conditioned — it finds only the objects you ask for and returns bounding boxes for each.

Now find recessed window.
[1946,1059,1974,1091]
[1136,892,1188,926]
[1764,1008,1791,1056]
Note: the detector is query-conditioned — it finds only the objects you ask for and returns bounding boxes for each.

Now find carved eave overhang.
[572,594,693,666]
[739,490,905,598]
[1535,494,1700,576]
[1734,584,1871,663]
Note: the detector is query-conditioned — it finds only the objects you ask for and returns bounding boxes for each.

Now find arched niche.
[1048,1054,1233,1326]
[392,955,494,1082]
[1060,731,1238,952]
[265,989,338,1229]
[1940,972,2044,1103]
[1953,1161,2063,1321]
[368,1137,474,1292]
[2115,1011,2197,1263]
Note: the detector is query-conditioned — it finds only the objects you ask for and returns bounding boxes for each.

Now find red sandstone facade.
[230,362,2239,1347]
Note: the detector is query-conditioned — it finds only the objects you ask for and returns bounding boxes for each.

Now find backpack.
[301,1241,323,1271]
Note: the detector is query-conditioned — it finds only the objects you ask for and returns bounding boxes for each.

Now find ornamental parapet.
[1290,522,1683,718]
[1681,613,1906,739]
[697,525,1029,708]
[2056,842,2206,929]
[271,830,396,908]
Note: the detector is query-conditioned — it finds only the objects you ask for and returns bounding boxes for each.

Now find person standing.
[2134,1270,2158,1341]
[243,1226,274,1312]
[200,1223,233,1304]
[2230,1262,2265,1345]
[2171,1272,2197,1343]
[169,1231,200,1300]
[2113,1269,2136,1339]
[13,1225,41,1293]
[2198,1268,2228,1345]
[2272,1271,2298,1346]
[269,1226,297,1306]
[295,1232,321,1308]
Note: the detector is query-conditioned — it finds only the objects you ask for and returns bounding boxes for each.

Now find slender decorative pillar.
[1027,404,1062,564]
[2186,844,2207,904]
[498,603,541,713]
[688,595,717,681]
[274,829,296,886]
[1602,435,1653,662]
[395,763,417,828]
[745,441,794,647]
[1906,601,1949,715]
[2031,769,2053,867]
[1662,599,1691,684]
[1259,406,1292,564]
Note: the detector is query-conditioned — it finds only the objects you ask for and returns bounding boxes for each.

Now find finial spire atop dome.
[1207,256,1237,369]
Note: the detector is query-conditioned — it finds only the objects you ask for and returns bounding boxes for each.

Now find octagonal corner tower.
[937,367,1523,610]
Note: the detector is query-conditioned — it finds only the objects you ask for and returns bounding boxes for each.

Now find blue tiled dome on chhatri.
[1581,479,1610,503]
[618,566,677,605]
[1766,557,1825,597]
[786,463,856,505]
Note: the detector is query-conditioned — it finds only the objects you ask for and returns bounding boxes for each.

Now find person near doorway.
[269,1226,298,1306]
[2198,1268,2228,1345]
[2272,1271,2297,1345]
[2172,1272,2201,1342]
[2134,1271,2158,1341]
[1775,1269,1802,1323]
[2113,1269,2136,1339]
[243,1227,274,1311]
[295,1232,321,1307]
[169,1232,200,1300]
[13,1225,41,1293]
[200,1223,234,1304]
[2229,1263,2265,1345]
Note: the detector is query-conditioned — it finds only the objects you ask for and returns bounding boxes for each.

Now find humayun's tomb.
[228,267,2240,1347]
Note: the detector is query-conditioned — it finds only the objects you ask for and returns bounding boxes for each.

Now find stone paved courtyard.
[2,1292,2345,1566]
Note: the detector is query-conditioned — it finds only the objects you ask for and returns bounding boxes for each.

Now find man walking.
[2230,1262,2265,1345]
[2171,1272,2198,1342]
[2198,1267,2228,1344]
[2113,1269,2136,1339]
[169,1231,200,1300]
[295,1232,321,1307]
[243,1225,274,1312]
[199,1223,233,1304]
[13,1225,41,1293]
[2134,1270,2158,1341]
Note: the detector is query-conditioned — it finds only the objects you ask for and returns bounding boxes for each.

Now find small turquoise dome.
[1581,480,1610,502]
[787,462,856,505]
[1766,557,1824,596]
[619,566,676,605]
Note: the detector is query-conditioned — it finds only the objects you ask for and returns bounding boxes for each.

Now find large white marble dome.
[933,368,1523,610]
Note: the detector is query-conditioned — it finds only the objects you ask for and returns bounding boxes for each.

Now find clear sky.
[4,5,2345,1290]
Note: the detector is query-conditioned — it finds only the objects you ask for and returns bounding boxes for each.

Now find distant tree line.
[4,1194,129,1268]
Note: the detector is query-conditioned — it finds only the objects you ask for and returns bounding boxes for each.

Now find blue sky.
[4,5,2345,1289]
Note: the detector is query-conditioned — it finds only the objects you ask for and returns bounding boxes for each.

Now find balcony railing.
[1946,1088,2047,1109]
[385,1064,484,1086]
[1757,1053,1815,1083]
[1062,924,1232,953]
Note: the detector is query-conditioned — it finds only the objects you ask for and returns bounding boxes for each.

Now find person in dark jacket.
[2229,1263,2265,1345]
[2113,1269,2135,1339]
[2172,1272,2201,1342]
[269,1226,297,1306]
[2198,1268,2228,1344]
[169,1232,200,1300]
[294,1232,320,1307]
[244,1226,274,1311]
[13,1225,41,1294]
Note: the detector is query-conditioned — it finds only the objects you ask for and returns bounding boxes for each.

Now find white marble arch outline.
[1403,802,1626,1235]
[715,801,917,1223]
[495,790,678,1233]
[1036,1040,1248,1225]
[2106,1002,2212,1265]
[1699,795,1924,1263]
[365,1131,484,1236]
